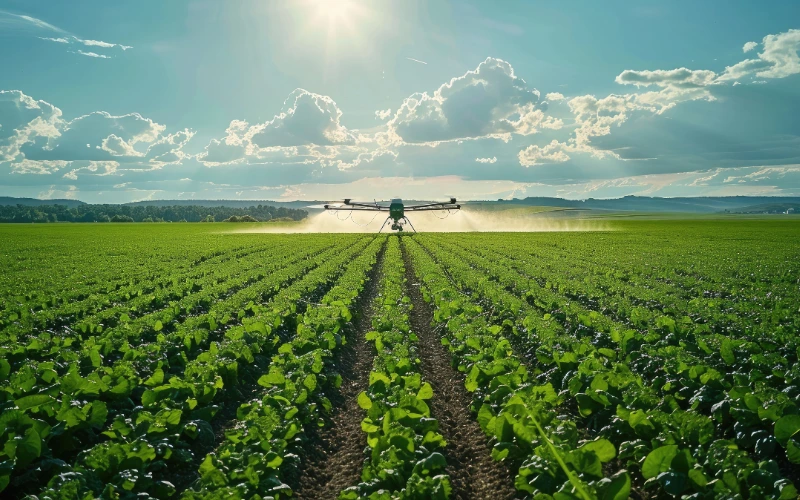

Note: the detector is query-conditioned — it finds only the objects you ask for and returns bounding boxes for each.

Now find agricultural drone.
[323,198,460,232]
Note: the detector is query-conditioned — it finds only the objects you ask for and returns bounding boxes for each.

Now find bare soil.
[292,245,384,499]
[402,245,518,500]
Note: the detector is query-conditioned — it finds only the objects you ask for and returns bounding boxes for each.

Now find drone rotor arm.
[404,204,460,211]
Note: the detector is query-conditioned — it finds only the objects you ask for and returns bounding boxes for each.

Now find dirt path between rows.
[402,244,518,500]
[292,243,384,499]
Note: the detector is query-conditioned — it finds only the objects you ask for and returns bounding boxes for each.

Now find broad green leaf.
[642,445,679,479]
[580,438,616,462]
[786,438,800,464]
[303,374,317,392]
[144,368,164,387]
[258,372,285,387]
[775,415,800,446]
[15,394,54,411]
[417,382,433,400]
[688,469,708,487]
[89,401,108,428]
[600,470,631,500]
[357,392,372,410]
[720,339,735,365]
[477,404,494,432]
[15,428,42,468]
[567,447,603,478]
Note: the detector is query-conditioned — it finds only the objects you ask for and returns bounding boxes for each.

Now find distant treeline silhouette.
[0,203,307,223]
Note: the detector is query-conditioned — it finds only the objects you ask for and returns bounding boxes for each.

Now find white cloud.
[387,57,548,144]
[1,90,192,172]
[719,29,800,81]
[0,90,63,162]
[101,134,141,156]
[40,36,69,43]
[81,39,115,48]
[145,129,194,165]
[0,11,66,35]
[375,108,392,120]
[756,29,800,78]
[615,68,717,88]
[555,73,716,162]
[9,159,69,174]
[406,57,428,65]
[198,120,249,165]
[76,50,111,59]
[743,41,758,53]
[545,92,565,101]
[27,110,166,162]
[248,89,356,149]
[518,140,571,166]
[62,160,119,180]
[475,156,497,163]
[38,185,78,200]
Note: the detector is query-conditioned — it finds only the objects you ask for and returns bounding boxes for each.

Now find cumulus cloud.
[719,29,800,81]
[550,62,722,163]
[23,110,166,162]
[387,57,549,144]
[475,156,497,163]
[0,90,63,162]
[248,89,356,149]
[197,120,249,166]
[1,90,193,176]
[518,140,571,166]
[545,92,565,101]
[62,160,119,180]
[101,134,141,156]
[615,68,717,88]
[145,129,195,165]
[375,108,392,120]
[200,90,367,167]
[9,159,69,175]
[743,41,758,53]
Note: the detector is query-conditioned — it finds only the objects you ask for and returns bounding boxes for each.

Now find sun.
[313,0,358,23]
[309,0,361,31]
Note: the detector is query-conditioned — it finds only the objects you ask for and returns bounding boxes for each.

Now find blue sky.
[1,0,799,202]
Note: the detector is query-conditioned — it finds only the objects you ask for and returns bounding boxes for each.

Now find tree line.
[0,204,307,223]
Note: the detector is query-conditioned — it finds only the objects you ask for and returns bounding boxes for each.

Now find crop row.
[1,237,370,496]
[0,233,273,329]
[0,239,283,336]
[408,235,799,499]
[341,236,451,498]
[182,236,385,499]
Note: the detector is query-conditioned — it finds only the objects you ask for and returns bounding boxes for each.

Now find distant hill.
[3,195,800,214]
[0,196,86,208]
[469,196,800,213]
[125,199,322,210]
[728,203,800,214]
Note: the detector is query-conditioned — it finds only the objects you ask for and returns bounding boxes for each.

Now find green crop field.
[1,221,799,500]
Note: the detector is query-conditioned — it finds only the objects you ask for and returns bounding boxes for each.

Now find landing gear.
[379,216,417,233]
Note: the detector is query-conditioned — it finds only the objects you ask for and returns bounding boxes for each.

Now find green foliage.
[1,219,799,499]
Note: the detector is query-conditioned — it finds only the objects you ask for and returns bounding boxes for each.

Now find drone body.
[323,198,460,232]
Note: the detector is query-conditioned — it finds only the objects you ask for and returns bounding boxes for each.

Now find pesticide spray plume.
[233,207,613,234]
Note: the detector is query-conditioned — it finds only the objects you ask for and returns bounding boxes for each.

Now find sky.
[1,0,799,203]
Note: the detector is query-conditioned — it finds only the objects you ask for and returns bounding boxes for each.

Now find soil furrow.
[292,240,385,499]
[402,242,518,500]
